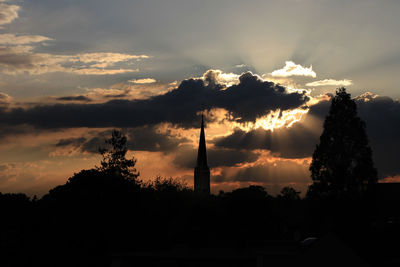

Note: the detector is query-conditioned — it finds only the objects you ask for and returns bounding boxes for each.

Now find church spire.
[194,114,210,194]
[196,114,208,168]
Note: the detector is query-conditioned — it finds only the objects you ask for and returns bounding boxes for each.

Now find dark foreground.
[1,172,399,267]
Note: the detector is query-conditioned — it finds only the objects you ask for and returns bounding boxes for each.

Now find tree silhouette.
[309,88,377,198]
[280,186,300,200]
[98,129,139,181]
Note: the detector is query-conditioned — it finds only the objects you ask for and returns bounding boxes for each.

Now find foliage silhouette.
[42,130,141,206]
[228,185,270,200]
[280,186,301,200]
[148,176,189,193]
[98,129,139,182]
[308,88,377,198]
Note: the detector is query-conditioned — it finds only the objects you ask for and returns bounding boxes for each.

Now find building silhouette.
[194,114,210,194]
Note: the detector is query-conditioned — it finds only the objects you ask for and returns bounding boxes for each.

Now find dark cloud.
[103,93,129,98]
[55,95,92,102]
[125,127,190,152]
[55,137,86,147]
[356,94,400,178]
[57,126,190,154]
[0,71,309,129]
[0,125,47,141]
[80,136,104,154]
[216,72,309,122]
[0,47,37,70]
[173,146,259,169]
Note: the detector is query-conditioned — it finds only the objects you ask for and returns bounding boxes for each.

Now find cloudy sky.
[0,0,399,196]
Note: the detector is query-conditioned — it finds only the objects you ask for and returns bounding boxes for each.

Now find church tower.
[194,114,210,194]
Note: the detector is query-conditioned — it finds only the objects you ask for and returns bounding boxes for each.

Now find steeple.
[196,114,208,167]
[194,114,210,194]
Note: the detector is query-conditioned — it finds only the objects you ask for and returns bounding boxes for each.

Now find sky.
[0,0,400,196]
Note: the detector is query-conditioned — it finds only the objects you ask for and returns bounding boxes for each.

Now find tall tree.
[308,88,377,197]
[98,129,139,181]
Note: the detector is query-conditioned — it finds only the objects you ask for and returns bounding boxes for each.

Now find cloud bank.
[0,71,309,128]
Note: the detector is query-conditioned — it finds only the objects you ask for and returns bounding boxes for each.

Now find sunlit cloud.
[110,80,173,99]
[0,2,19,28]
[70,52,149,66]
[129,78,157,84]
[0,46,148,75]
[72,68,138,75]
[79,80,172,102]
[0,34,53,45]
[202,69,240,87]
[0,91,12,106]
[354,92,377,103]
[232,108,309,132]
[0,9,149,76]
[306,79,352,87]
[271,61,316,78]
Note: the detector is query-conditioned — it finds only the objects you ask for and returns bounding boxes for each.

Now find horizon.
[0,0,400,197]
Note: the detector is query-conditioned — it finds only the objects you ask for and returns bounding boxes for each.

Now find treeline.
[0,172,392,267]
[0,172,306,267]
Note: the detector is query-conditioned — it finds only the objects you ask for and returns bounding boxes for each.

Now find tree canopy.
[98,129,139,181]
[280,186,300,200]
[308,88,377,198]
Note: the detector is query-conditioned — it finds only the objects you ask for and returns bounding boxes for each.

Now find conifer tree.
[98,129,139,181]
[308,88,377,197]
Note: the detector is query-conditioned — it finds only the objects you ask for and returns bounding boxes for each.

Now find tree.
[98,129,139,181]
[280,186,300,200]
[308,88,377,198]
[149,176,189,193]
[229,185,270,200]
